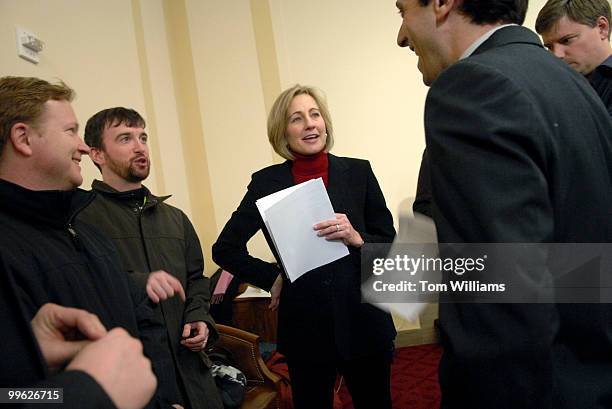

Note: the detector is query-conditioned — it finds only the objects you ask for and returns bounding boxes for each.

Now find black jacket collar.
[591,55,612,79]
[264,154,350,211]
[91,179,170,209]
[472,25,543,57]
[0,179,94,229]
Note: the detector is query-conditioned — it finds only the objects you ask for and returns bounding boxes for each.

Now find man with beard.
[78,107,222,409]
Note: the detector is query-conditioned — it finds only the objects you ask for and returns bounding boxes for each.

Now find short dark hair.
[0,76,74,157]
[84,107,146,150]
[536,0,611,40]
[418,0,528,25]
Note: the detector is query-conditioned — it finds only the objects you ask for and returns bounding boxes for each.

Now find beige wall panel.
[136,0,192,216]
[525,1,551,30]
[185,0,275,263]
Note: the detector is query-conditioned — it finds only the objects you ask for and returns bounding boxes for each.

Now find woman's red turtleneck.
[291,150,329,187]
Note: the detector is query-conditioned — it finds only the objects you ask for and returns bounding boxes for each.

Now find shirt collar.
[460,24,518,60]
[598,55,612,69]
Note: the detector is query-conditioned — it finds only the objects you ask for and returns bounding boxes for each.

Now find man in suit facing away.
[394,0,612,408]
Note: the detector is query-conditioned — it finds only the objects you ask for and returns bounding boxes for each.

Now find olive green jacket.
[79,180,221,409]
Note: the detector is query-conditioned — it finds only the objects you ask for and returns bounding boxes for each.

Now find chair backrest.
[213,324,280,388]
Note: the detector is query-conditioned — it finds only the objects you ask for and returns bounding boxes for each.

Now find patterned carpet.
[338,344,442,409]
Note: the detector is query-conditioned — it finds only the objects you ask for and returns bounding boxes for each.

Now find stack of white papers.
[256,178,349,282]
[235,285,271,299]
[361,197,438,321]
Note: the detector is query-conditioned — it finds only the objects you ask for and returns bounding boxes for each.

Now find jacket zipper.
[67,223,84,251]
[65,192,96,252]
[137,197,154,272]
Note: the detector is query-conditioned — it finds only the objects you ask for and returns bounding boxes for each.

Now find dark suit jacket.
[413,149,433,218]
[213,154,396,361]
[425,26,612,409]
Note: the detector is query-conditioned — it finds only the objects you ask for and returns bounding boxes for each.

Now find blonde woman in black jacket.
[213,84,396,409]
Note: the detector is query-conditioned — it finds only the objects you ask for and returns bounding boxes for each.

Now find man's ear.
[433,0,455,24]
[89,147,106,167]
[597,16,610,41]
[9,123,33,156]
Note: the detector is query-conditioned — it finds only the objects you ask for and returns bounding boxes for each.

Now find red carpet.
[338,344,442,409]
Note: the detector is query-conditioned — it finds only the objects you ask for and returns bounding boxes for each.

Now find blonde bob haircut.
[267,84,334,160]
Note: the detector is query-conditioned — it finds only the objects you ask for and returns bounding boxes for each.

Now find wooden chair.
[211,324,281,409]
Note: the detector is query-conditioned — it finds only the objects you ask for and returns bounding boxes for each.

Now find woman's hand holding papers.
[314,213,364,248]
